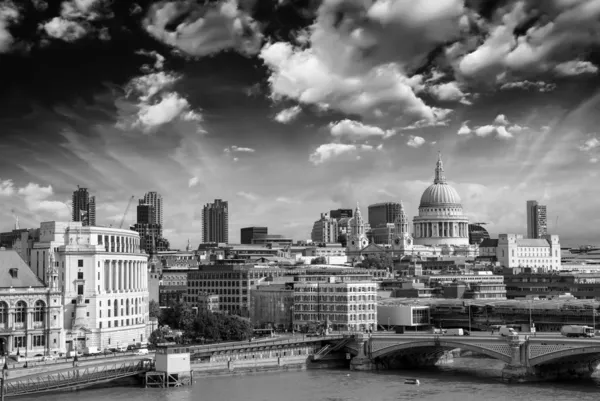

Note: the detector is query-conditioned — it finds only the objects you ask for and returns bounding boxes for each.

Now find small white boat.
[405,379,420,385]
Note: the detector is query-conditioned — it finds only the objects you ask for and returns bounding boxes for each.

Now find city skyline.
[1,0,600,248]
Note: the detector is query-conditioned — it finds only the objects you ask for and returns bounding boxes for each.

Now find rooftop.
[0,249,46,288]
[378,297,600,310]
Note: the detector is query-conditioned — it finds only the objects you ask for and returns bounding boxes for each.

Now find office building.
[30,221,149,351]
[527,200,548,239]
[311,213,338,244]
[241,227,268,245]
[202,199,229,243]
[72,187,96,226]
[141,191,163,227]
[0,248,64,357]
[368,202,400,228]
[330,209,353,220]
[250,283,294,330]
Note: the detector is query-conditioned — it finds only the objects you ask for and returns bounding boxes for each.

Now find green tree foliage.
[149,300,162,321]
[358,253,394,270]
[311,256,327,265]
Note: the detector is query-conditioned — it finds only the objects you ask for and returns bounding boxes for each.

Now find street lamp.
[1,359,8,401]
[468,303,471,334]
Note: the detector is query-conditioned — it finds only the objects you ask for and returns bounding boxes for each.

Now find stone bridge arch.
[529,345,600,366]
[371,339,512,364]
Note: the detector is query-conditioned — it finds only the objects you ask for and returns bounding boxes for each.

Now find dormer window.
[9,268,18,278]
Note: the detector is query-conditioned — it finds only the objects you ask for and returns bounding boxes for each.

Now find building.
[497,234,561,271]
[160,270,190,306]
[503,271,600,300]
[377,303,431,329]
[186,292,219,312]
[330,209,353,220]
[368,202,400,228]
[468,224,490,245]
[0,248,64,357]
[72,187,96,226]
[137,203,156,226]
[250,282,294,330]
[141,191,163,227]
[252,234,293,246]
[132,222,165,254]
[369,223,395,245]
[311,213,338,244]
[241,227,268,245]
[292,273,378,332]
[527,200,548,239]
[202,199,229,243]
[30,221,149,351]
[412,154,470,247]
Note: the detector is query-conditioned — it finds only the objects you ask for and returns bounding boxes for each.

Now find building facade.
[526,200,548,239]
[30,222,149,351]
[250,283,294,330]
[202,199,229,243]
[330,209,353,220]
[72,187,96,226]
[311,213,338,244]
[141,191,163,227]
[241,227,268,245]
[292,274,378,332]
[0,248,64,357]
[368,202,400,229]
[497,234,561,271]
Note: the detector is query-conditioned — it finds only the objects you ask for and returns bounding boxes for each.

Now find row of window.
[294,286,376,293]
[295,303,375,312]
[0,301,46,324]
[13,335,46,348]
[294,295,376,302]
[293,313,376,322]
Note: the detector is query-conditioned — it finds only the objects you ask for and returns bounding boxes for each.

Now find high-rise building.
[241,227,267,244]
[202,199,229,243]
[137,204,156,226]
[330,209,353,220]
[368,202,400,228]
[72,187,96,226]
[526,200,548,239]
[133,202,166,253]
[311,213,338,244]
[141,191,163,227]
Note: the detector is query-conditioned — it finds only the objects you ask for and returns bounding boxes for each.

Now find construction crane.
[119,196,135,229]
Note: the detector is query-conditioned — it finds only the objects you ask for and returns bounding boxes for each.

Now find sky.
[1,0,600,249]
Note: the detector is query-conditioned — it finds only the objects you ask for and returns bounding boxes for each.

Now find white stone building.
[0,248,64,358]
[310,213,339,244]
[292,274,378,332]
[497,234,561,271]
[30,221,149,352]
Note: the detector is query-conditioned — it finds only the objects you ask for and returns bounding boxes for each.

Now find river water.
[16,358,600,401]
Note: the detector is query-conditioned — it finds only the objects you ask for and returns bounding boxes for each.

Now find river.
[15,358,600,401]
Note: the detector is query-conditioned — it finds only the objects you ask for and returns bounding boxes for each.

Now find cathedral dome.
[419,183,461,207]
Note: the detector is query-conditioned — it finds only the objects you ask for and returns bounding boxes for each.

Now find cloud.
[428,81,471,105]
[41,17,88,42]
[458,114,525,140]
[401,108,453,130]
[16,183,70,217]
[188,176,200,188]
[407,136,426,148]
[499,81,556,92]
[0,179,15,196]
[590,157,598,164]
[274,106,301,124]
[0,2,20,53]
[224,146,255,153]
[329,120,395,141]
[134,93,199,129]
[309,143,374,165]
[143,0,263,57]
[259,0,465,125]
[136,49,165,71]
[276,197,299,204]
[237,191,258,201]
[554,60,599,77]
[579,137,600,152]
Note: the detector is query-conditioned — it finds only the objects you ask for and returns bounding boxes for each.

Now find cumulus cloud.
[274,106,301,124]
[329,120,395,141]
[554,60,599,77]
[0,179,15,196]
[309,143,374,165]
[188,176,200,188]
[407,136,426,148]
[237,191,258,201]
[224,146,255,153]
[458,114,525,140]
[60,0,112,20]
[42,17,88,42]
[428,81,471,105]
[0,2,19,53]
[579,137,600,152]
[143,0,263,57]
[259,0,465,125]
[14,183,70,217]
[499,80,556,92]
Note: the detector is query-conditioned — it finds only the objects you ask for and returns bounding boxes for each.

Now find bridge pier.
[349,334,375,371]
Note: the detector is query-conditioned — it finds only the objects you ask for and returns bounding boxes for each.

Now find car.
[41,355,57,361]
[134,349,149,356]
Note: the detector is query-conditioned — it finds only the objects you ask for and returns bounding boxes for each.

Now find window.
[78,285,84,295]
[98,235,103,244]
[34,300,45,322]
[14,336,26,348]
[33,335,45,347]
[78,272,84,279]
[78,260,84,268]
[0,302,7,324]
[15,301,26,323]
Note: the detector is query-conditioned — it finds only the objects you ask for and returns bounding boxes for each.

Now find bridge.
[343,333,600,382]
[3,359,153,397]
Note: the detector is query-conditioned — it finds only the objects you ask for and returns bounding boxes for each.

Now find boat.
[405,379,420,385]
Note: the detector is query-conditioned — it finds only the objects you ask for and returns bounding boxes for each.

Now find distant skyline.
[1,0,599,248]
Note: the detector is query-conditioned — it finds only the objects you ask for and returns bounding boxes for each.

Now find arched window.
[15,301,27,323]
[34,300,46,322]
[0,302,7,324]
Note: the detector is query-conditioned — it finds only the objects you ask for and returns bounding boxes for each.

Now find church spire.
[434,152,446,184]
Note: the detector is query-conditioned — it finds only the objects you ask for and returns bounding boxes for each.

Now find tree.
[311,256,327,265]
[161,300,196,333]
[149,300,162,320]
[359,253,394,270]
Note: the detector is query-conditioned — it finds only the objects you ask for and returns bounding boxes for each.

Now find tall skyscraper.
[241,227,267,244]
[368,202,400,228]
[72,187,96,226]
[527,200,548,239]
[330,209,353,220]
[141,191,163,227]
[202,199,229,243]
